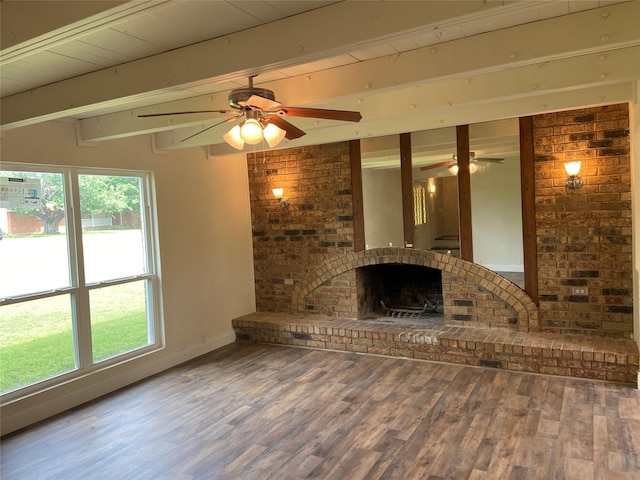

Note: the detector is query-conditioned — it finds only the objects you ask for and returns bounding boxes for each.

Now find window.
[0,165,162,397]
[413,182,428,226]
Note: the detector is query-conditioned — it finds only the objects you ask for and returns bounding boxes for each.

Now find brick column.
[533,103,632,337]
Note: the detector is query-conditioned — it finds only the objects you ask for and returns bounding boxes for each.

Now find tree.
[7,172,67,235]
[2,172,141,235]
[79,175,138,218]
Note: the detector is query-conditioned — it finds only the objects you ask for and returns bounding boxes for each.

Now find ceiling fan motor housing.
[228,87,276,108]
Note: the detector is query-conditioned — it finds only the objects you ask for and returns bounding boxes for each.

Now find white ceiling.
[1,0,639,159]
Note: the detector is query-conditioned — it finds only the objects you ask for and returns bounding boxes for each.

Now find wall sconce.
[272,188,290,208]
[428,183,436,194]
[564,161,583,189]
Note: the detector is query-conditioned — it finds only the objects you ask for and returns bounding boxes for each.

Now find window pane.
[0,295,76,394]
[90,280,151,363]
[411,127,460,255]
[0,171,71,298]
[361,135,403,249]
[79,174,146,283]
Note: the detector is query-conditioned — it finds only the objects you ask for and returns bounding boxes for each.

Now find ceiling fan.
[420,152,503,175]
[138,76,362,149]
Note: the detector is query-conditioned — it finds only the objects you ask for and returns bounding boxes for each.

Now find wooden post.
[350,139,365,252]
[519,116,538,304]
[400,133,414,248]
[456,125,473,262]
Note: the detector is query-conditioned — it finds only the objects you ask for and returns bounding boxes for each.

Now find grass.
[1,281,150,394]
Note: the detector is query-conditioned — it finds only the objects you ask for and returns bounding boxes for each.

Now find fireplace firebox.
[357,264,443,320]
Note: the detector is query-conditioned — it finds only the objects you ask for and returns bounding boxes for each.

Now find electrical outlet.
[284,278,294,285]
[571,286,588,295]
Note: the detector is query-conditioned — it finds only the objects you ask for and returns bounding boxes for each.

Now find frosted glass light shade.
[272,188,284,199]
[240,118,263,144]
[223,125,244,150]
[564,161,581,176]
[263,123,286,148]
[448,162,478,175]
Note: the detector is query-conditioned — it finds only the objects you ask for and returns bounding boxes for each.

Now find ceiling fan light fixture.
[448,161,478,175]
[263,122,286,148]
[223,125,244,150]
[239,118,263,144]
[141,77,361,148]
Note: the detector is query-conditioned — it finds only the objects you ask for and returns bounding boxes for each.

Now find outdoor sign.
[0,177,42,209]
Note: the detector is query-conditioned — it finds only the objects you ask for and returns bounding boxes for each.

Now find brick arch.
[292,247,538,331]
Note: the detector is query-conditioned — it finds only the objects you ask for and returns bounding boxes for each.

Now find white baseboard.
[1,331,236,435]
[481,264,524,273]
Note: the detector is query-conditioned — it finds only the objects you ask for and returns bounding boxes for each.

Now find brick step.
[233,312,639,386]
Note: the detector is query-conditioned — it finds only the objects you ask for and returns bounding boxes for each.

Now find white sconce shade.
[428,184,436,193]
[564,161,581,176]
[564,161,583,189]
[223,125,244,150]
[271,187,290,208]
[239,118,263,144]
[263,123,286,148]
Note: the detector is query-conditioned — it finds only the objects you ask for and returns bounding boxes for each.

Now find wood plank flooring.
[2,341,639,479]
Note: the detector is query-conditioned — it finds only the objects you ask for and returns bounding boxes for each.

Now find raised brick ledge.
[232,312,639,386]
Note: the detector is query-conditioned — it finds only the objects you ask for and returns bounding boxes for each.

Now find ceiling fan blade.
[265,115,306,140]
[180,114,242,143]
[420,161,454,171]
[138,109,235,117]
[274,106,362,122]
[239,95,281,111]
[475,158,504,163]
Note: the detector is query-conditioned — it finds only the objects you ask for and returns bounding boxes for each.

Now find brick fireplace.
[234,103,638,385]
[245,104,633,338]
[291,247,537,331]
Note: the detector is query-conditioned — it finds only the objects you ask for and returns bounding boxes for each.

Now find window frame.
[0,163,164,401]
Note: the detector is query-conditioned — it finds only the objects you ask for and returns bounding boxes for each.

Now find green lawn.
[1,280,149,394]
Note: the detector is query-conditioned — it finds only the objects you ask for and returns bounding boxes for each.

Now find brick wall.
[444,273,519,329]
[247,142,355,313]
[533,103,632,338]
[6,212,45,234]
[248,104,632,338]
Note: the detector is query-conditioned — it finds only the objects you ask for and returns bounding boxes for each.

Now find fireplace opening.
[356,263,444,323]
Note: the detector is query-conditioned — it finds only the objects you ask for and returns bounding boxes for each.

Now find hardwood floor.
[2,341,639,479]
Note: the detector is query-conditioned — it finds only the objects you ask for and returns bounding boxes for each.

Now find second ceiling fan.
[138,76,362,149]
[420,152,504,175]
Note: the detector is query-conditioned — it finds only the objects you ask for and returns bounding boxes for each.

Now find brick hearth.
[232,313,639,386]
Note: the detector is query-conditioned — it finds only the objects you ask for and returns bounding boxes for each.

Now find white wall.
[471,156,524,272]
[362,168,404,249]
[0,120,256,434]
